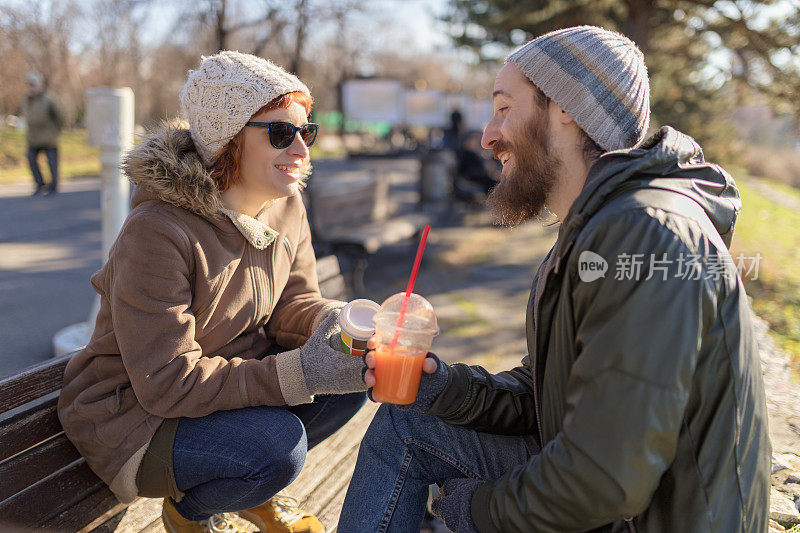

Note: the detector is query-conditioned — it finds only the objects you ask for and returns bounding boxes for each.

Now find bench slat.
[0,433,82,502]
[77,503,130,533]
[300,435,361,528]
[315,254,342,284]
[0,458,109,529]
[315,466,357,530]
[310,172,380,230]
[319,276,347,301]
[44,483,122,532]
[0,257,350,531]
[286,402,378,530]
[324,214,427,254]
[0,395,63,462]
[0,353,71,412]
[92,495,163,533]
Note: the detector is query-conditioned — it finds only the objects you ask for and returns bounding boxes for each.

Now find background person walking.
[22,72,65,195]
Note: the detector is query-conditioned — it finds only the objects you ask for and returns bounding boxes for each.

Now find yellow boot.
[238,495,324,533]
[161,498,241,533]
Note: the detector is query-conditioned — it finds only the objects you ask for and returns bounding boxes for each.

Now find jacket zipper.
[531,348,545,446]
[248,244,274,326]
[283,236,293,261]
[531,265,549,446]
[531,240,575,446]
[625,517,637,533]
[247,245,260,324]
[265,238,275,317]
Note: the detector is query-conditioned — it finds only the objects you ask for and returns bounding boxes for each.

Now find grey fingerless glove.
[275,309,367,405]
[431,478,482,533]
[302,309,367,394]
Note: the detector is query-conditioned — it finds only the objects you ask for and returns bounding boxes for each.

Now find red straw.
[390,225,431,349]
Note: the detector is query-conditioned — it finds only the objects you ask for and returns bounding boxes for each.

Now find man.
[23,72,65,195]
[338,26,770,532]
[454,132,499,202]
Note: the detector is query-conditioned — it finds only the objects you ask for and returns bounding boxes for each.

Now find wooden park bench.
[306,168,429,295]
[0,256,378,532]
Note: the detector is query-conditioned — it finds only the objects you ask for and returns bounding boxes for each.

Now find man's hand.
[362,335,438,388]
[362,335,448,411]
[431,478,483,533]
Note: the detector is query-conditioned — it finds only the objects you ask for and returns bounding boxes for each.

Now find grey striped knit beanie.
[507,25,650,151]
[180,51,310,164]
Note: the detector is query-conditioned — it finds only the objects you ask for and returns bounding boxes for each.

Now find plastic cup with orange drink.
[371,292,439,404]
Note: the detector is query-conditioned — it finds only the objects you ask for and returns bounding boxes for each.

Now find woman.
[57,51,366,533]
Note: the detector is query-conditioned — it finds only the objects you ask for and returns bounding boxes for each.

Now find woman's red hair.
[210,91,313,192]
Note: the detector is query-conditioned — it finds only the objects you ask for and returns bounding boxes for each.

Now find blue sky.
[132,0,452,53]
[3,0,795,76]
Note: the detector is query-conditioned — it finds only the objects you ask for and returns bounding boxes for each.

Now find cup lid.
[374,293,439,336]
[339,299,381,338]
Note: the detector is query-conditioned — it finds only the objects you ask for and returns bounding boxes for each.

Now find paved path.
[0,156,427,378]
[0,178,103,378]
[361,209,558,370]
[3,161,798,527]
[744,176,800,213]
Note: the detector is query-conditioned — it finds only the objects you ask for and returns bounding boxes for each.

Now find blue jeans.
[338,404,540,533]
[171,392,366,521]
[27,146,58,189]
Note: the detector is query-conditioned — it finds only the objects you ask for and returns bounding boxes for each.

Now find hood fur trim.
[122,122,223,219]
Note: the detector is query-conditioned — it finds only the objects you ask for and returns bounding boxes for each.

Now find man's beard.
[485,113,561,227]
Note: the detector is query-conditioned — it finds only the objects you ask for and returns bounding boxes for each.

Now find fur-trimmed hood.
[122,124,223,219]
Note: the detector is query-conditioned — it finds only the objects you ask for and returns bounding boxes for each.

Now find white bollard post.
[52,88,134,357]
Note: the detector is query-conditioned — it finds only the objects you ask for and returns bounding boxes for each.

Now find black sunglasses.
[245,121,319,149]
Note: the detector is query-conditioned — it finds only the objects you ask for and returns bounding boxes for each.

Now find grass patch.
[730,175,800,381]
[741,143,800,189]
[761,179,800,203]
[0,126,346,185]
[438,228,498,266]
[0,127,99,184]
[439,293,494,338]
[309,135,348,160]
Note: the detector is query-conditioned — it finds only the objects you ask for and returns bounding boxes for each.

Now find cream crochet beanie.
[179,51,310,164]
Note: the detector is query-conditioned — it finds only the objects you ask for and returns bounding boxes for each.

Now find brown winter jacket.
[57,125,340,502]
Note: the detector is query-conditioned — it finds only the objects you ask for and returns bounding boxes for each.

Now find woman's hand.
[299,310,368,396]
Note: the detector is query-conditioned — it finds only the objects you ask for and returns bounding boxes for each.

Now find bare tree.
[445,0,800,147]
[182,0,294,54]
[0,0,84,123]
[325,0,368,131]
[248,4,289,57]
[0,0,488,129]
[289,0,309,76]
[88,0,149,86]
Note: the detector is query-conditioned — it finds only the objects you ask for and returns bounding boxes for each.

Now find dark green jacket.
[428,127,771,532]
[24,91,65,148]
